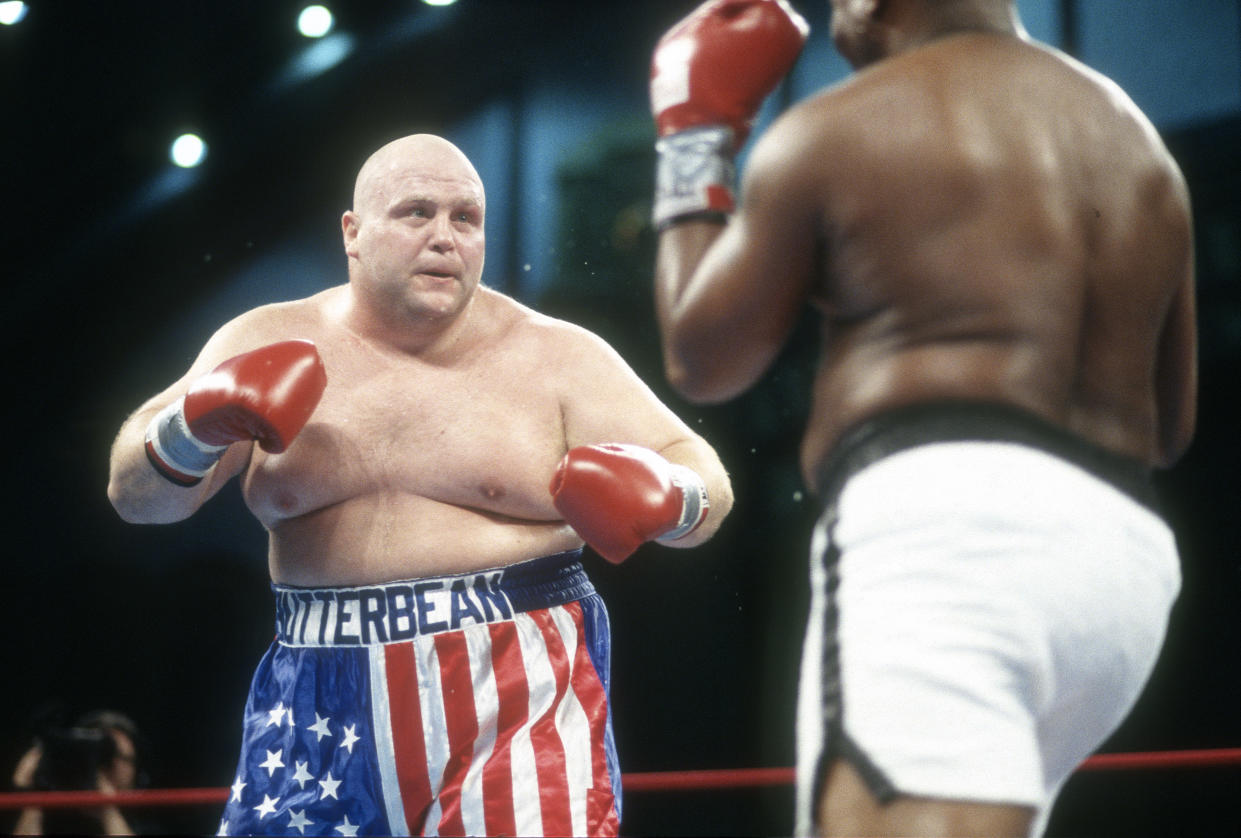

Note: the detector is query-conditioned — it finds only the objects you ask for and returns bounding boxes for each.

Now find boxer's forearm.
[655,219,728,397]
[108,340,324,524]
[107,404,229,524]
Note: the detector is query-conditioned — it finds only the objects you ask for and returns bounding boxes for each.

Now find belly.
[264,490,584,586]
[240,435,580,585]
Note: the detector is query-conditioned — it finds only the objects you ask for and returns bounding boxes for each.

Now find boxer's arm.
[108,384,252,524]
[555,326,733,550]
[629,434,731,551]
[551,442,718,563]
[656,118,819,403]
[650,0,812,403]
[654,218,728,394]
[106,316,324,524]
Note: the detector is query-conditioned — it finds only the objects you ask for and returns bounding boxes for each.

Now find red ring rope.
[1,748,1237,810]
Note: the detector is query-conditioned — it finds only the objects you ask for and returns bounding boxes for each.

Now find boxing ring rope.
[1,748,1238,811]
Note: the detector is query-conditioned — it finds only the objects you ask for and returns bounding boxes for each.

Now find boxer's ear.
[342,210,361,258]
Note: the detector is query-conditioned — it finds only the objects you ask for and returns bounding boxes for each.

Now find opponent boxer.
[648,1,1195,836]
[108,133,733,837]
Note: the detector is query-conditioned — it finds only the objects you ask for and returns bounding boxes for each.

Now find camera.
[33,726,118,791]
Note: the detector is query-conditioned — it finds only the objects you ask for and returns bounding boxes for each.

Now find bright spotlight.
[170,133,207,168]
[0,2,29,26]
[421,0,458,7]
[297,5,334,38]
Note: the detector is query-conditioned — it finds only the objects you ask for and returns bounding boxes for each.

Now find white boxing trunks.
[794,403,1181,837]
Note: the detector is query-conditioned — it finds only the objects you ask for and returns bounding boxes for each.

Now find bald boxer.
[108,134,733,837]
[649,1,1194,836]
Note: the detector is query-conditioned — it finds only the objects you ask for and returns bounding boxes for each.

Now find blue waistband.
[271,550,591,647]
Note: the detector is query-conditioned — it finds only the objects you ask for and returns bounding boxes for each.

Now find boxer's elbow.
[107,472,191,525]
[1156,420,1195,470]
[107,479,157,524]
[663,348,753,405]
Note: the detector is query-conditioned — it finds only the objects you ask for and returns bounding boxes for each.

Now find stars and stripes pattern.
[218,555,620,837]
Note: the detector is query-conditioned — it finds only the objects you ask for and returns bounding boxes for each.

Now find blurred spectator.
[10,709,145,835]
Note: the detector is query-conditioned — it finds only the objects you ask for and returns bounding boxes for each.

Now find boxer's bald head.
[351,134,485,220]
[341,134,488,329]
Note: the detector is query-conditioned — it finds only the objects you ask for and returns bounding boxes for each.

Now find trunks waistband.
[814,401,1161,514]
[272,549,591,647]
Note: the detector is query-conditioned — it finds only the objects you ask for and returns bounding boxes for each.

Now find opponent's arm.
[650,0,815,402]
[108,338,326,524]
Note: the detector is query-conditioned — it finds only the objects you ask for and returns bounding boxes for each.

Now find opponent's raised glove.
[550,444,710,564]
[650,0,809,228]
[144,339,327,486]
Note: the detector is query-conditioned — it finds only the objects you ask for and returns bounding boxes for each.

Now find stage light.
[170,133,207,168]
[0,1,28,26]
[297,5,334,38]
[421,0,457,7]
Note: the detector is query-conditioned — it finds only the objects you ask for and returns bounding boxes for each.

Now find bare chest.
[242,348,567,523]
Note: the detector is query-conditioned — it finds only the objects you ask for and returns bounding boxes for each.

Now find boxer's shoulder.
[208,290,334,347]
[480,289,619,362]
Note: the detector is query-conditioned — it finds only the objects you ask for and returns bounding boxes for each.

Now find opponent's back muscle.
[803,33,1192,474]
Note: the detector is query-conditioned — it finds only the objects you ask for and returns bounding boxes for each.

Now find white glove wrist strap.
[656,463,710,543]
[144,396,228,479]
[653,125,736,230]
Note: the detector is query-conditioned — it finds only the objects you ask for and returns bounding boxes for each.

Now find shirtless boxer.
[648,1,1195,835]
[108,133,733,837]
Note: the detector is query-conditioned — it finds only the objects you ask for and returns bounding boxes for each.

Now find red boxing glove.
[649,0,808,228]
[145,339,328,486]
[650,0,810,146]
[550,444,710,564]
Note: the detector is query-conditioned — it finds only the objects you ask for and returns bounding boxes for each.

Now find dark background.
[3,1,1238,835]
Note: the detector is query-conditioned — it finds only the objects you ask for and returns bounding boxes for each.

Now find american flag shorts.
[218,550,620,837]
